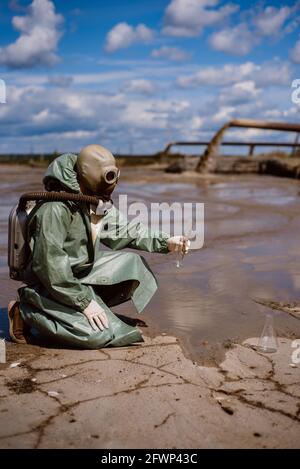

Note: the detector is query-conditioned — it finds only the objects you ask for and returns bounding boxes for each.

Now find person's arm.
[100,206,170,253]
[31,202,94,312]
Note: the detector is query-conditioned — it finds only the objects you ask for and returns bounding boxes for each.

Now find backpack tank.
[8,202,35,281]
[7,191,107,281]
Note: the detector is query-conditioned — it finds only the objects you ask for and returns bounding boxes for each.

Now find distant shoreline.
[2,152,300,180]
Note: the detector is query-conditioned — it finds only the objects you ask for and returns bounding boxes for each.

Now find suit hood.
[43,153,80,193]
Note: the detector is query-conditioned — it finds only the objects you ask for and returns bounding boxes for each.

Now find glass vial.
[258,314,278,353]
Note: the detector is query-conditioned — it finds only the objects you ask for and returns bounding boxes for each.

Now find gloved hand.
[83,300,109,331]
[167,236,190,255]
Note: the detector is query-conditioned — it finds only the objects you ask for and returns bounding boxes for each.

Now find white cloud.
[149,100,190,113]
[0,81,192,153]
[162,0,238,37]
[179,115,204,139]
[32,107,58,124]
[122,79,156,95]
[264,110,280,120]
[105,22,155,52]
[58,130,98,139]
[256,106,300,121]
[290,39,300,63]
[0,58,296,154]
[254,61,292,86]
[209,23,256,55]
[151,46,190,61]
[282,106,300,119]
[0,0,63,68]
[208,4,299,57]
[226,127,277,140]
[190,116,204,130]
[253,6,291,36]
[212,105,235,122]
[119,99,190,129]
[177,60,292,88]
[177,62,256,87]
[219,81,261,105]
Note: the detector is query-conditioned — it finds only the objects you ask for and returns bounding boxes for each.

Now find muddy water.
[1,164,300,364]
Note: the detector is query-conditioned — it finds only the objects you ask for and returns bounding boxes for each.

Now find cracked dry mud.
[0,335,299,449]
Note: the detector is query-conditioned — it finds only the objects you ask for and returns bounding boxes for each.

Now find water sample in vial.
[175,248,184,269]
[175,239,187,268]
[258,314,278,353]
[175,229,191,269]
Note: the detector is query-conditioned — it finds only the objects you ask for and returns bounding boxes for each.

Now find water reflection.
[117,175,300,362]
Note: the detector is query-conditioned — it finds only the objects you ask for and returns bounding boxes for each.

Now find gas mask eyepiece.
[103,167,120,185]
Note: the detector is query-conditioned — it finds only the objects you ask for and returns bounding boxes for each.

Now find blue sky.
[0,0,299,154]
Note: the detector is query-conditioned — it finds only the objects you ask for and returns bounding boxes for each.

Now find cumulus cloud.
[177,62,256,87]
[0,80,192,154]
[122,79,157,95]
[177,61,292,88]
[209,23,256,55]
[219,81,261,106]
[0,0,63,68]
[208,4,299,56]
[290,39,300,63]
[0,56,296,154]
[119,99,190,130]
[105,22,155,52]
[253,6,291,36]
[0,77,296,154]
[151,46,190,61]
[162,0,238,37]
[212,105,235,123]
[118,99,190,133]
[254,61,292,86]
[0,84,125,140]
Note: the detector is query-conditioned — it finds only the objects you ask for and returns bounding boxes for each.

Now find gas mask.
[77,144,120,200]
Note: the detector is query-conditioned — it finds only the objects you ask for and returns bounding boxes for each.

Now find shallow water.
[1,165,300,363]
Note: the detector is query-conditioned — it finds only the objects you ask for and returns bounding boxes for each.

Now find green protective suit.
[18,153,170,348]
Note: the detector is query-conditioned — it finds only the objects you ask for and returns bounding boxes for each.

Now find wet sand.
[1,164,300,364]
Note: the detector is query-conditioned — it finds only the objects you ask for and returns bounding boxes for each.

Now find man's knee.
[124,251,141,260]
[123,251,146,267]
